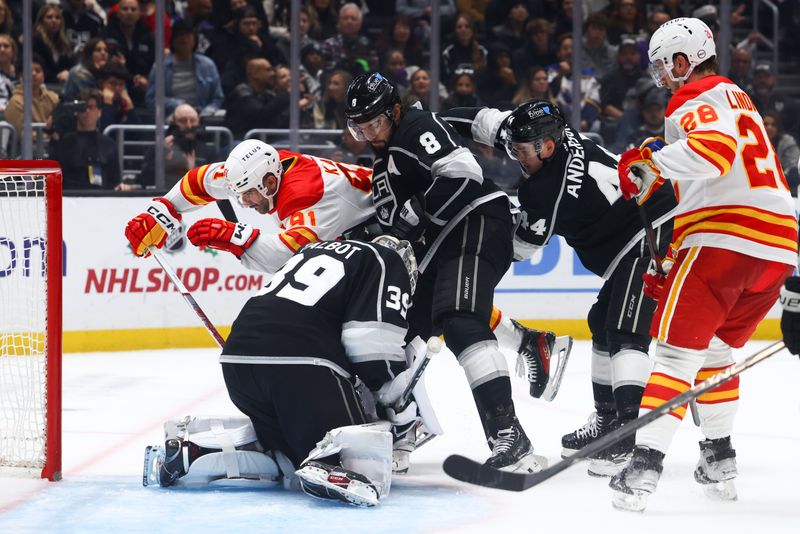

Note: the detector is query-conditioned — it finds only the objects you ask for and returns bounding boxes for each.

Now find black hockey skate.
[561,411,617,458]
[609,446,664,512]
[587,430,633,478]
[513,320,573,401]
[694,436,738,501]
[296,461,379,507]
[485,414,546,474]
[143,439,215,487]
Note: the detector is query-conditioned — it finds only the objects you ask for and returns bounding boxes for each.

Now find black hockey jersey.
[220,240,411,392]
[443,107,678,279]
[371,107,510,272]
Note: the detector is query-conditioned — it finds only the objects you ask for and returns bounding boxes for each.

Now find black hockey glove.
[391,196,429,243]
[780,276,800,356]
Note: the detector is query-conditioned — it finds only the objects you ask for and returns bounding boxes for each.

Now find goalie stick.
[399,336,442,410]
[150,248,227,348]
[443,340,786,491]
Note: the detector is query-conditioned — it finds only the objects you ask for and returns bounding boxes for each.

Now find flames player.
[609,17,798,511]
[441,100,677,477]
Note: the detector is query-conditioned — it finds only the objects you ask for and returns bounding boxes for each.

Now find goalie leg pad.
[302,423,393,498]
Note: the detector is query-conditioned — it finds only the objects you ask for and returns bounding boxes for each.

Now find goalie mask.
[648,17,716,88]
[502,99,566,162]
[372,235,418,294]
[224,140,283,209]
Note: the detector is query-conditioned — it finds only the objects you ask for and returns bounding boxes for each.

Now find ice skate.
[609,446,664,512]
[561,411,617,458]
[588,431,633,478]
[485,414,547,474]
[296,461,379,507]
[513,319,573,401]
[694,436,738,501]
[143,438,185,487]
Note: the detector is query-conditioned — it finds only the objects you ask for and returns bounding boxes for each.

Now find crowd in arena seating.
[1,0,799,192]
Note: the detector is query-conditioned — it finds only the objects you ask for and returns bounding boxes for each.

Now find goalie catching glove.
[187,218,260,258]
[780,277,800,356]
[125,197,182,257]
[618,137,666,205]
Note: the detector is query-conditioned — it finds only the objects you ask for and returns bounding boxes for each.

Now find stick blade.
[442,455,538,492]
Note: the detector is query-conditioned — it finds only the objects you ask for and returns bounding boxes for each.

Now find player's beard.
[369,139,388,150]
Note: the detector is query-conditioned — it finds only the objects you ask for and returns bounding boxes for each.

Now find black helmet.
[502,99,566,160]
[345,72,400,124]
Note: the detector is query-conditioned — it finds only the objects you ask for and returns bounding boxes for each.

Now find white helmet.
[224,139,282,203]
[647,17,716,87]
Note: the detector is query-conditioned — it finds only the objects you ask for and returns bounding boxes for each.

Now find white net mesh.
[0,174,49,471]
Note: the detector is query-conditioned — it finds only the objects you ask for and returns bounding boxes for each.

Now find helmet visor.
[505,141,540,162]
[347,114,391,142]
[648,59,670,88]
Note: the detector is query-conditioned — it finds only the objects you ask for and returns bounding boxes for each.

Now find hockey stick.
[217,199,239,223]
[443,340,786,491]
[399,337,442,411]
[150,248,226,348]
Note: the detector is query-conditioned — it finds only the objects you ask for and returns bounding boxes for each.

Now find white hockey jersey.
[162,151,375,274]
[651,75,798,266]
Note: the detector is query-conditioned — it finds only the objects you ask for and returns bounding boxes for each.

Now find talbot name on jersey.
[564,129,586,199]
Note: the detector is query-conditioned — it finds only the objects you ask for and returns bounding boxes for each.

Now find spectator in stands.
[217,6,287,95]
[179,0,215,56]
[272,64,316,128]
[547,33,601,131]
[599,36,643,126]
[490,1,529,52]
[404,68,448,110]
[382,49,411,96]
[511,18,556,82]
[308,0,339,41]
[145,21,224,118]
[377,15,423,69]
[764,111,800,194]
[442,13,487,83]
[300,42,324,99]
[752,61,800,141]
[50,89,119,190]
[62,37,110,101]
[476,42,517,109]
[456,0,490,33]
[33,4,75,84]
[103,0,155,106]
[321,3,373,75]
[621,87,666,151]
[0,0,17,41]
[607,0,644,46]
[729,48,754,93]
[0,33,15,113]
[138,0,172,46]
[276,5,321,62]
[442,67,484,109]
[139,103,220,189]
[553,0,574,38]
[396,0,455,22]
[512,65,554,106]
[581,12,616,80]
[224,56,280,139]
[313,68,352,129]
[61,0,104,53]
[5,55,60,149]
[97,60,134,131]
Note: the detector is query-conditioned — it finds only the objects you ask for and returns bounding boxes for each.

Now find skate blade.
[541,336,573,402]
[702,479,737,501]
[612,489,649,512]
[142,445,165,487]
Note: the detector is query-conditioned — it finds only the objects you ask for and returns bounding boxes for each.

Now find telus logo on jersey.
[563,129,586,199]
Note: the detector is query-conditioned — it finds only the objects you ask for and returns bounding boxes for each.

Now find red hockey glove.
[125,197,182,257]
[642,244,677,301]
[618,137,666,205]
[187,218,260,258]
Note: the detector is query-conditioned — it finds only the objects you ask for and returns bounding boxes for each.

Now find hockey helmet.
[224,139,282,204]
[647,17,716,87]
[345,73,400,141]
[372,235,418,294]
[502,99,566,161]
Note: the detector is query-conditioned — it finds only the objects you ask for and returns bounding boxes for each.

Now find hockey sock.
[591,344,615,415]
[491,310,524,350]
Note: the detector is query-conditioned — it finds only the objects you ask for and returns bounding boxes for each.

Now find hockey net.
[0,162,62,481]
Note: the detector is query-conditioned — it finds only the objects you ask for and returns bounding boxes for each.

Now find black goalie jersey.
[371,107,510,272]
[443,107,678,279]
[220,240,411,391]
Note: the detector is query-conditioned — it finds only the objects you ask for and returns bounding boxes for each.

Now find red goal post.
[0,161,62,481]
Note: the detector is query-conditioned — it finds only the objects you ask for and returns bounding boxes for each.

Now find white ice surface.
[1,341,799,533]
